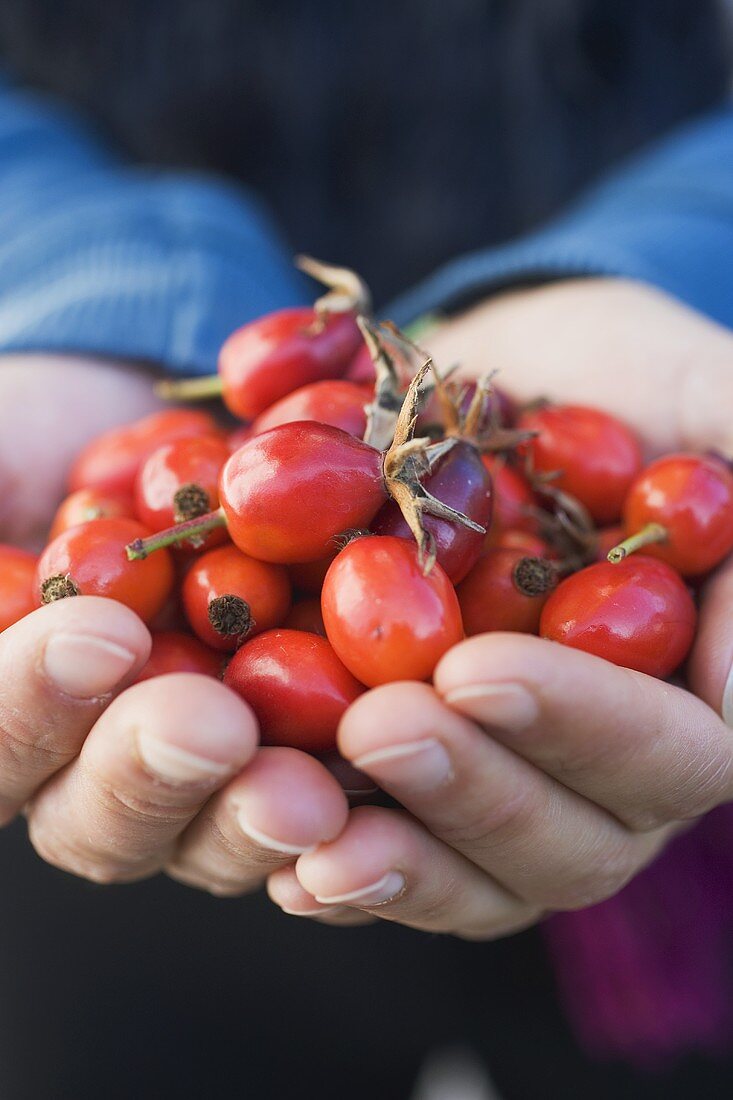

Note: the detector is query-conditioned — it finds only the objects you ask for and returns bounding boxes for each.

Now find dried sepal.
[294,255,372,317]
[383,360,486,573]
[358,316,405,451]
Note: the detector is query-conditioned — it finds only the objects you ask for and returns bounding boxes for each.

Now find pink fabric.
[543,805,733,1068]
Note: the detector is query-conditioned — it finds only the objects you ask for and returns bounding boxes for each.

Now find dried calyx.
[295,255,372,319]
[40,574,80,603]
[512,556,558,597]
[524,459,598,569]
[173,483,211,524]
[383,357,485,573]
[358,316,418,451]
[208,595,254,640]
[433,367,534,455]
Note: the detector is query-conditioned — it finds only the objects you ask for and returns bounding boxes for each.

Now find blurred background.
[1,3,733,1099]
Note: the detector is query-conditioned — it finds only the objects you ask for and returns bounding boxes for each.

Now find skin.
[2,278,733,939]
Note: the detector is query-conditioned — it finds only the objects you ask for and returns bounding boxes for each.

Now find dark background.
[1,2,732,1096]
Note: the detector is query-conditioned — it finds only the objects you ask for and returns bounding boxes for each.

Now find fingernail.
[137,734,233,784]
[315,871,405,907]
[44,632,137,698]
[280,905,342,917]
[442,682,538,732]
[352,738,452,793]
[722,664,733,727]
[237,811,315,856]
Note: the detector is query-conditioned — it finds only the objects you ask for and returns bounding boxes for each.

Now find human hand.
[266,278,733,936]
[0,354,351,898]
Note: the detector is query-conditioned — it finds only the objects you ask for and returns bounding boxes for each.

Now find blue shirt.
[0,74,732,376]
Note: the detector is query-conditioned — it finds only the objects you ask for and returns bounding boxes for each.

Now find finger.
[296,805,541,940]
[27,673,257,884]
[339,682,666,909]
[687,555,733,722]
[0,354,160,548]
[166,747,349,897]
[433,634,733,832]
[267,865,375,926]
[0,596,151,824]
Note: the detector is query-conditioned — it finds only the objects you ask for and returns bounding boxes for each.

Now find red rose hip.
[224,629,364,752]
[37,518,174,624]
[540,556,696,678]
[321,535,464,687]
[610,453,733,578]
[518,404,642,525]
[0,545,37,632]
[182,544,291,651]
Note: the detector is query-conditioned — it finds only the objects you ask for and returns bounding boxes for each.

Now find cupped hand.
[0,354,349,897]
[267,278,733,936]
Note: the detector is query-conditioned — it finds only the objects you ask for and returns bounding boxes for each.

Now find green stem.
[126,509,227,560]
[155,375,224,401]
[607,522,668,564]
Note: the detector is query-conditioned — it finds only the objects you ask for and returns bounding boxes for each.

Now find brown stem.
[607,523,668,564]
[126,509,227,560]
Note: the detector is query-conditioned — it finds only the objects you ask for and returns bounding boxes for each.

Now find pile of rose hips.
[3,257,733,757]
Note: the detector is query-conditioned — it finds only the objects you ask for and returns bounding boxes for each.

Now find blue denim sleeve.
[390,105,733,330]
[0,75,309,374]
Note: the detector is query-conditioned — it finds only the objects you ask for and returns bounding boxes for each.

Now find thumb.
[0,354,160,548]
[687,556,733,725]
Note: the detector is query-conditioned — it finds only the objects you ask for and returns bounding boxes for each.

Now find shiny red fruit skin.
[518,404,642,525]
[251,379,371,439]
[220,422,386,563]
[36,518,175,624]
[321,535,464,687]
[622,453,733,578]
[49,488,134,540]
[68,409,217,497]
[373,442,492,583]
[182,544,291,651]
[283,596,326,636]
[134,434,230,550]
[0,545,37,632]
[494,529,553,557]
[288,552,338,594]
[458,549,553,636]
[481,457,538,538]
[133,631,222,684]
[345,341,379,384]
[218,308,361,420]
[540,556,696,678]
[224,629,364,752]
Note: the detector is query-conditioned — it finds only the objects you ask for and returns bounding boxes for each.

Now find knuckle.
[0,700,70,785]
[27,820,139,885]
[93,780,194,829]
[670,750,733,819]
[439,782,541,852]
[549,838,639,910]
[396,877,463,930]
[458,907,543,942]
[624,749,733,832]
[165,860,254,897]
